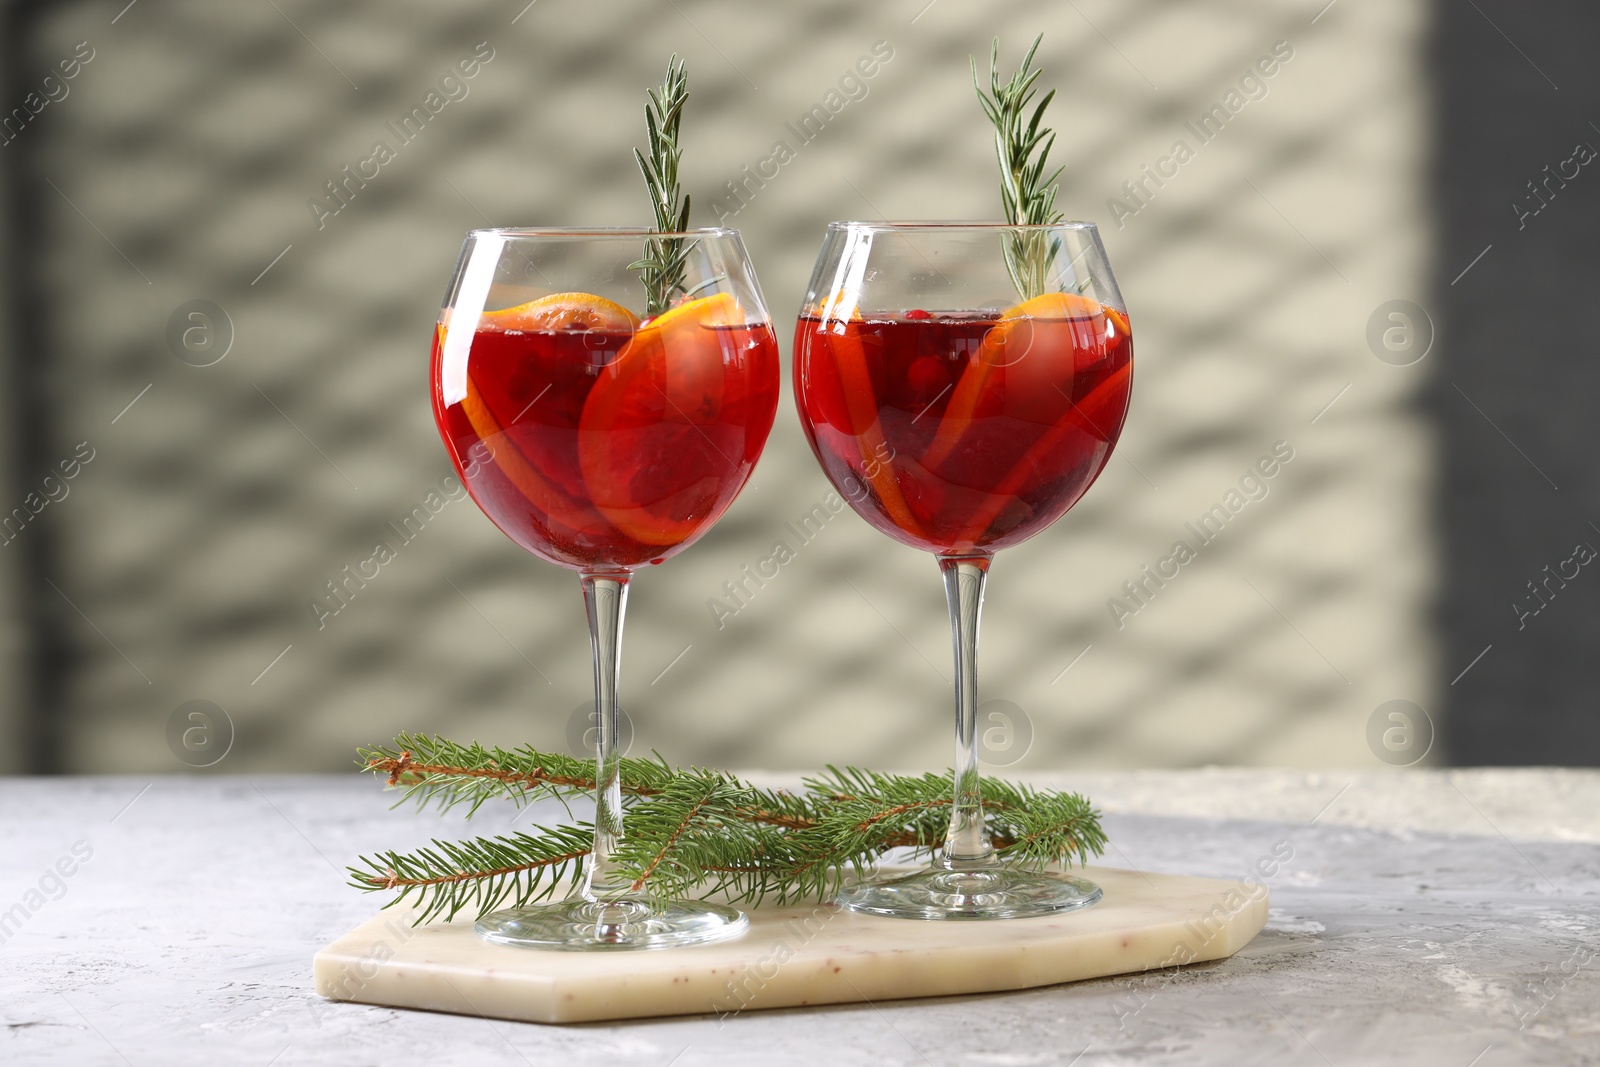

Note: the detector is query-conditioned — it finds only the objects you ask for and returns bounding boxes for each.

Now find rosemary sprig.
[631,54,694,316]
[973,33,1066,300]
[350,736,1107,922]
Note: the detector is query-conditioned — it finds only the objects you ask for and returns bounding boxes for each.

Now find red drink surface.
[433,315,780,570]
[793,306,1132,553]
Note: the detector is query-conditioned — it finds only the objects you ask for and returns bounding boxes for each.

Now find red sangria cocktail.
[793,221,1132,920]
[435,289,779,569]
[796,293,1130,553]
[431,227,778,949]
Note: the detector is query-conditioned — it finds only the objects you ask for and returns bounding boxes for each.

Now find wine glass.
[793,222,1132,919]
[431,227,780,948]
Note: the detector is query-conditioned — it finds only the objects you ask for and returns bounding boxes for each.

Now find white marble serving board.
[313,866,1267,1024]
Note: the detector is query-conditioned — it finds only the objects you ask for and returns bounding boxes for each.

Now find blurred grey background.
[0,0,1593,775]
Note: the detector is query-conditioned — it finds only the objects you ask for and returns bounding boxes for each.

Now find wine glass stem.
[578,571,637,901]
[938,554,997,871]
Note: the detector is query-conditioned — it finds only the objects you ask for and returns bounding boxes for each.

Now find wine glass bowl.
[431,227,779,948]
[793,222,1132,919]
[435,228,779,571]
[795,222,1131,556]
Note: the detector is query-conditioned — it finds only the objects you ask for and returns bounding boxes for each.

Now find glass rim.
[465,225,740,239]
[825,220,1101,233]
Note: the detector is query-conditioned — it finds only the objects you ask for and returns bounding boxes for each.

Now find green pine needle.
[351,736,1107,921]
[631,54,694,316]
[973,33,1067,299]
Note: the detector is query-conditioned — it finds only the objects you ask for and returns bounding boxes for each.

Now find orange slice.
[642,290,742,330]
[814,319,924,538]
[447,303,618,536]
[952,359,1132,549]
[921,292,1105,470]
[805,288,866,323]
[795,289,924,536]
[577,293,743,546]
[480,291,640,332]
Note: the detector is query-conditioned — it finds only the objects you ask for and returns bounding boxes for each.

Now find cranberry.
[908,356,946,398]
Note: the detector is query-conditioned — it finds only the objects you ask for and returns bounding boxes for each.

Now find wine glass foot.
[836,867,1102,921]
[474,898,748,951]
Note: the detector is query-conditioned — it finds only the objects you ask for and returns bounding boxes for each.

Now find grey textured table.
[2,770,1598,1065]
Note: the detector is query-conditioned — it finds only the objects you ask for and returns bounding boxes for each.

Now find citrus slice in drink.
[921,292,1108,469]
[455,292,639,536]
[577,293,744,546]
[952,358,1132,548]
[808,319,924,538]
[480,291,640,332]
[795,291,924,538]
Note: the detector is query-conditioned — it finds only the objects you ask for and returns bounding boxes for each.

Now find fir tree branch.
[351,737,1107,921]
[349,822,595,925]
[728,806,817,831]
[357,733,676,818]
